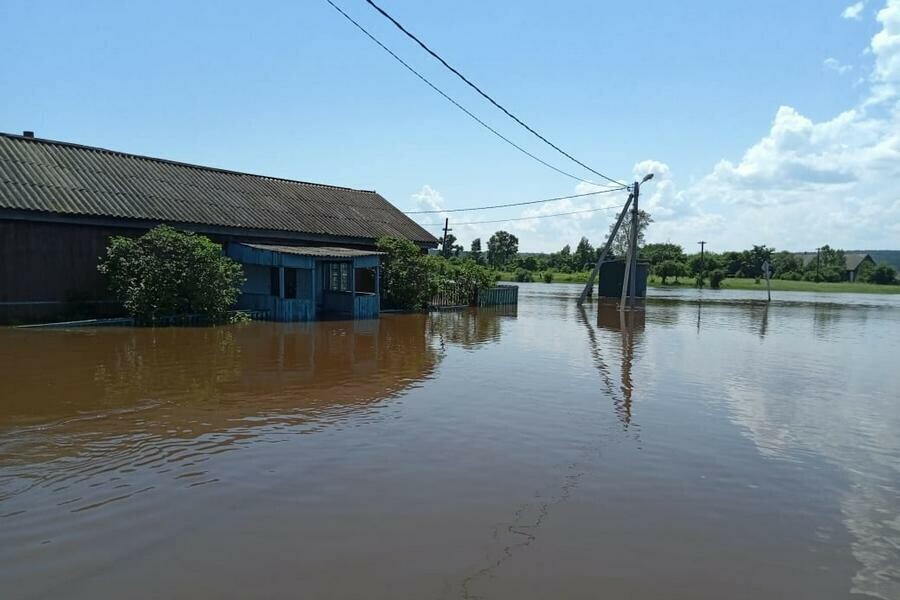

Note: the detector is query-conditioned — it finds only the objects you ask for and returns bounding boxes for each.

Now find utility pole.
[620,180,641,311]
[441,218,452,257]
[697,241,707,288]
[816,246,820,281]
[577,193,633,305]
[628,180,640,310]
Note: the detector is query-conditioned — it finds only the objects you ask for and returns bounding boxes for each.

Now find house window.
[324,262,352,292]
[355,267,376,294]
[284,267,298,299]
[270,267,281,297]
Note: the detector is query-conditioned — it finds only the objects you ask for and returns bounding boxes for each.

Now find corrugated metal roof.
[793,252,873,271]
[242,243,383,258]
[0,133,438,245]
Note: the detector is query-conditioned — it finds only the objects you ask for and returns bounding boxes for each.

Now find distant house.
[792,252,875,282]
[0,132,438,323]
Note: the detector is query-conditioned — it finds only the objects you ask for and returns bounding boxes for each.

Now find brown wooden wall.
[0,220,136,323]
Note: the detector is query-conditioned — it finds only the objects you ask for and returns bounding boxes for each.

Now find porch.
[225,243,382,321]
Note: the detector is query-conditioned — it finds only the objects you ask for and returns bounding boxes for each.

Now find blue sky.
[2,0,897,251]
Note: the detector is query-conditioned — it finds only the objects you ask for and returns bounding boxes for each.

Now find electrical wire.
[405,186,626,214]
[364,0,628,188]
[415,201,627,227]
[324,0,601,185]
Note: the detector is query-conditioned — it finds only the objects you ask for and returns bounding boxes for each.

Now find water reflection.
[578,304,644,432]
[427,305,515,350]
[0,317,440,503]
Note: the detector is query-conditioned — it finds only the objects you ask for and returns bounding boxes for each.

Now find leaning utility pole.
[576,174,652,308]
[697,241,707,288]
[576,193,633,305]
[441,218,452,257]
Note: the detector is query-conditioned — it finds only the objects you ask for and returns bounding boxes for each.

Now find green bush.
[542,272,553,283]
[709,269,726,289]
[779,270,802,281]
[377,236,495,310]
[514,268,534,282]
[866,263,898,284]
[97,225,245,323]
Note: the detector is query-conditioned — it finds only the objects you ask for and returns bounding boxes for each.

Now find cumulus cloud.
[843,1,866,20]
[644,0,900,251]
[418,1,900,253]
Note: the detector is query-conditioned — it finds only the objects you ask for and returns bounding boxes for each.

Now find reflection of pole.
[577,194,633,306]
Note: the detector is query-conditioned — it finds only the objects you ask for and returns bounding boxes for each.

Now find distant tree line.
[455,226,897,287]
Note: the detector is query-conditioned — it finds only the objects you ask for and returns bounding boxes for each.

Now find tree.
[641,242,685,266]
[440,233,458,258]
[803,245,846,282]
[377,236,432,310]
[746,245,774,280]
[486,230,519,267]
[573,237,595,271]
[772,250,801,276]
[609,210,653,257]
[469,238,484,265]
[655,259,687,285]
[97,225,245,323]
[549,244,574,272]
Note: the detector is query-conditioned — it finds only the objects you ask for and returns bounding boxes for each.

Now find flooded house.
[0,132,438,323]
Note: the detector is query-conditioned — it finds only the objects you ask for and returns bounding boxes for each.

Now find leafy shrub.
[377,236,495,310]
[514,268,534,282]
[542,272,553,283]
[779,270,802,281]
[866,263,898,284]
[709,269,726,289]
[97,225,245,323]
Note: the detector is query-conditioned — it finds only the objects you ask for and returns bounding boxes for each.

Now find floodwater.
[1,284,899,600]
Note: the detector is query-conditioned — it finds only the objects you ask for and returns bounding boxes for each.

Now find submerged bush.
[98,225,245,323]
[377,236,495,310]
[708,269,726,289]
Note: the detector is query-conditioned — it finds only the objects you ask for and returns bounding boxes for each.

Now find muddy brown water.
[1,284,899,599]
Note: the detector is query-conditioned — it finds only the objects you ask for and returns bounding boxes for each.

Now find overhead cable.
[325,0,599,185]
[364,0,628,187]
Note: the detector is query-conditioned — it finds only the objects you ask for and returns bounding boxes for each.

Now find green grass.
[497,271,900,294]
[714,277,900,294]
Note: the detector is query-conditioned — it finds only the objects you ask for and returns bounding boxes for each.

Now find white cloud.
[643,0,900,251]
[843,1,866,20]
[419,1,900,254]
[824,57,853,74]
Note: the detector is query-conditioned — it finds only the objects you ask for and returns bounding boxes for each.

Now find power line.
[405,186,626,214]
[415,201,627,227]
[364,0,628,188]
[324,0,599,185]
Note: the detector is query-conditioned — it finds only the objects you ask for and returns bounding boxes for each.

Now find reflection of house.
[0,132,437,323]
[793,252,875,282]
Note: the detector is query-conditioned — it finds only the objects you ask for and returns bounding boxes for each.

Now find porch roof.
[241,243,384,259]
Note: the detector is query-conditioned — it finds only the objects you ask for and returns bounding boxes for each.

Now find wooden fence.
[477,285,518,307]
[429,284,518,310]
